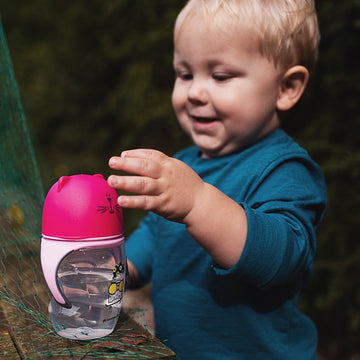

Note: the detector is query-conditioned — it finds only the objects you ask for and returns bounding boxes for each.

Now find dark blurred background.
[0,1,359,358]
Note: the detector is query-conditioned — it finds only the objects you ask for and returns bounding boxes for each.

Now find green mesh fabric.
[0,18,172,359]
[0,12,45,306]
[0,14,50,357]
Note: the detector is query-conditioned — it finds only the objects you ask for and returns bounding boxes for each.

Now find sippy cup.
[41,174,126,340]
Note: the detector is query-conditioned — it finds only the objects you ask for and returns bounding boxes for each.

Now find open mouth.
[192,116,219,123]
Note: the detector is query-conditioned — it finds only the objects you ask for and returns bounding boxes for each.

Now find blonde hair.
[174,0,320,73]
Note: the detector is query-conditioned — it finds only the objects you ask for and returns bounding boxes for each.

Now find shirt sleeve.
[213,158,327,290]
[125,212,159,285]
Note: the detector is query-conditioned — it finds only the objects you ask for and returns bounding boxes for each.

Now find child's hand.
[108,149,247,268]
[108,149,205,223]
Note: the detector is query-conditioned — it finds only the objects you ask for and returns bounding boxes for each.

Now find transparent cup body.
[49,243,126,340]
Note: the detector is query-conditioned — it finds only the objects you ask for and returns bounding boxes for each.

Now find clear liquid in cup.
[49,248,126,340]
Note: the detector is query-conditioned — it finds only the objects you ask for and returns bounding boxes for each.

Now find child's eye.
[177,72,193,81]
[213,73,233,82]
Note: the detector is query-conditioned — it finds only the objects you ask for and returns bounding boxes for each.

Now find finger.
[117,194,156,211]
[120,149,165,160]
[109,155,161,178]
[107,175,159,195]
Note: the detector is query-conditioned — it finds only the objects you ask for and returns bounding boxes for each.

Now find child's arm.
[108,149,247,270]
[126,259,141,288]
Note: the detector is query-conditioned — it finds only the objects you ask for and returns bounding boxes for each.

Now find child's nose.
[187,79,208,104]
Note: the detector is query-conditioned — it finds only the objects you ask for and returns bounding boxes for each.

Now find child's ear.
[276,65,309,111]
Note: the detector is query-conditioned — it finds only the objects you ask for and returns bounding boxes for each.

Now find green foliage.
[286,1,360,357]
[0,0,359,357]
[0,0,188,190]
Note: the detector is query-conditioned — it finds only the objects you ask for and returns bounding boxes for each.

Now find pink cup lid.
[42,174,124,240]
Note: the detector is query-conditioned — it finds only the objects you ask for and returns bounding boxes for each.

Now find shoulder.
[236,130,322,176]
[246,130,309,162]
[240,131,326,208]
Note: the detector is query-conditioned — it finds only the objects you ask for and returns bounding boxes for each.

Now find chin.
[198,147,225,159]
[199,142,247,158]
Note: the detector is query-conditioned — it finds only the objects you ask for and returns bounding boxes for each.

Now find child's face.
[172,18,284,158]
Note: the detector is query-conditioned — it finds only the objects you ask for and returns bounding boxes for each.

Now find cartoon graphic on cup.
[40,174,126,340]
[107,261,125,306]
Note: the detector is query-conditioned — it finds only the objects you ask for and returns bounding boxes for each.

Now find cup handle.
[41,236,125,308]
[40,238,83,308]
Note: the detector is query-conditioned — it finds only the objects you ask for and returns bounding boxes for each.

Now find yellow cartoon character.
[107,261,125,305]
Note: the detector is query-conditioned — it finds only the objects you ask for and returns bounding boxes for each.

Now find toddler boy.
[108,1,326,359]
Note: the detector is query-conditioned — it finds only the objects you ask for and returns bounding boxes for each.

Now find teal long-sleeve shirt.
[125,129,327,359]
